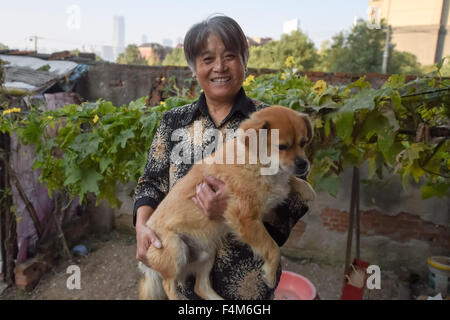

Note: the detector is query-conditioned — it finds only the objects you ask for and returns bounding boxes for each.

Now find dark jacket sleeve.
[133,113,172,226]
[264,189,309,247]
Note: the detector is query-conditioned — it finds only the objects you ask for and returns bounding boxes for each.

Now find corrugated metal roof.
[0,54,80,95]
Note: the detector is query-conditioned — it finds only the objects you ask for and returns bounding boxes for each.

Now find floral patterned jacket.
[133,88,309,299]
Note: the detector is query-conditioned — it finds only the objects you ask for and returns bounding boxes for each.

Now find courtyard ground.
[0,229,415,300]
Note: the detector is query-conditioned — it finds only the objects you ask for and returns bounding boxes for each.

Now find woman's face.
[194,34,246,103]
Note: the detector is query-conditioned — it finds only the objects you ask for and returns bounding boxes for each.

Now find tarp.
[0,54,87,95]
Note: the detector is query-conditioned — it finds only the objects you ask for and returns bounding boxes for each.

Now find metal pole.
[382,25,391,74]
[355,168,360,259]
[344,167,357,275]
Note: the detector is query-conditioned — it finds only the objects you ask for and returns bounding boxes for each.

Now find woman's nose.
[213,58,227,72]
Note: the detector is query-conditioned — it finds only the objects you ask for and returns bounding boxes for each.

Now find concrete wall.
[73,62,411,109]
[74,62,195,108]
[74,62,449,275]
[282,164,450,276]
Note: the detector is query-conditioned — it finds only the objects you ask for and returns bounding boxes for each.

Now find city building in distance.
[369,0,450,65]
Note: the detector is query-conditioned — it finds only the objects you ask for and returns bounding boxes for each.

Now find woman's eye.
[278,144,288,150]
[300,141,306,148]
[204,57,213,63]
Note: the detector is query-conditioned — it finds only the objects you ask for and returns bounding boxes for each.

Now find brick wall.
[74,62,425,108]
[319,208,450,248]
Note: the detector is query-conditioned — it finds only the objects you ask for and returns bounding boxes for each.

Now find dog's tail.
[138,262,168,300]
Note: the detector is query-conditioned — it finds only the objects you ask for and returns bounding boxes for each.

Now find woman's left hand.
[192,175,228,219]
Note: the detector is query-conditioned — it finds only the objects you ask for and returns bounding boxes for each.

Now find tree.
[117,45,147,65]
[162,48,188,67]
[441,57,450,76]
[147,52,162,66]
[247,30,319,71]
[388,51,422,75]
[319,20,422,75]
[0,43,8,50]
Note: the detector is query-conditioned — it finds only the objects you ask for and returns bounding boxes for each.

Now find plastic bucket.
[274,270,317,300]
[427,256,450,294]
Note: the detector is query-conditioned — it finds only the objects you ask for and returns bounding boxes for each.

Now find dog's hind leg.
[226,210,280,288]
[193,255,223,300]
[143,234,188,300]
[138,263,168,300]
[162,278,182,300]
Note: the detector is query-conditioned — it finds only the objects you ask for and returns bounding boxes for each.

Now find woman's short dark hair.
[184,14,249,72]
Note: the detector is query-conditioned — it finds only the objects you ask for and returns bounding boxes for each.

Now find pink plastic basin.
[274,270,317,300]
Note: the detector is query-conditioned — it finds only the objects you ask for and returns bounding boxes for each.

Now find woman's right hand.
[136,206,161,267]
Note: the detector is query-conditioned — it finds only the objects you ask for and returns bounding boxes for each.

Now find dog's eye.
[278,144,288,150]
[300,140,307,148]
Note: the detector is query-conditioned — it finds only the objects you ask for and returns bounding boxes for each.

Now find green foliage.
[162,48,188,67]
[117,44,147,65]
[319,20,422,75]
[147,52,162,66]
[0,96,195,207]
[243,67,450,199]
[1,64,449,208]
[423,56,450,77]
[37,64,51,72]
[248,31,319,71]
[388,51,422,75]
[0,43,8,50]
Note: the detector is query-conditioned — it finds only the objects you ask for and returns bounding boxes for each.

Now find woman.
[134,14,309,299]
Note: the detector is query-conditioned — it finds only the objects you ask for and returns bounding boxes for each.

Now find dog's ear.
[238,118,269,149]
[299,113,313,144]
[239,118,269,132]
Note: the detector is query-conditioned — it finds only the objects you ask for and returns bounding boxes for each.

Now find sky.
[0,0,370,53]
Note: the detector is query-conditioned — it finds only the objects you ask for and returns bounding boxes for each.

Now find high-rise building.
[162,38,173,47]
[101,45,115,62]
[113,16,125,61]
[141,34,148,45]
[283,19,300,35]
[368,0,450,65]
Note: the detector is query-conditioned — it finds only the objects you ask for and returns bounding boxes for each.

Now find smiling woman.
[133,14,310,300]
[183,15,249,126]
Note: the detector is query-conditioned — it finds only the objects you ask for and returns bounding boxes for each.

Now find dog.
[138,105,316,300]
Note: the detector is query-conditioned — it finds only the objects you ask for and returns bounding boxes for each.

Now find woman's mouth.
[210,77,231,83]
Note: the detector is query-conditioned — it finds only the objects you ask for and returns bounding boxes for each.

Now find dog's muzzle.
[294,157,309,177]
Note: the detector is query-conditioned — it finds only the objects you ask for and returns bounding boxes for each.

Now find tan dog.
[138,105,316,300]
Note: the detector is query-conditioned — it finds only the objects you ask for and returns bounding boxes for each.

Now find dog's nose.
[294,157,309,175]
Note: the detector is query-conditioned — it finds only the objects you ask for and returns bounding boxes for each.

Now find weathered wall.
[74,62,195,107]
[73,62,413,108]
[282,164,450,277]
[74,62,449,276]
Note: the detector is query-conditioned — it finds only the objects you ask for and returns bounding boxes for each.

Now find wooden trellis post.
[344,166,361,275]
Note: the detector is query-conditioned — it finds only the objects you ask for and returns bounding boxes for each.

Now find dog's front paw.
[290,177,316,202]
[300,182,316,202]
[262,263,277,288]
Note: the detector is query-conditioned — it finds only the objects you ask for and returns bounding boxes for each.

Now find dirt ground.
[0,229,415,300]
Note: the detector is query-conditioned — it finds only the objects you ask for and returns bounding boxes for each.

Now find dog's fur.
[138,105,316,300]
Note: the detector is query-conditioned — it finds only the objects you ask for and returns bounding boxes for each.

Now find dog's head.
[239,105,313,176]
